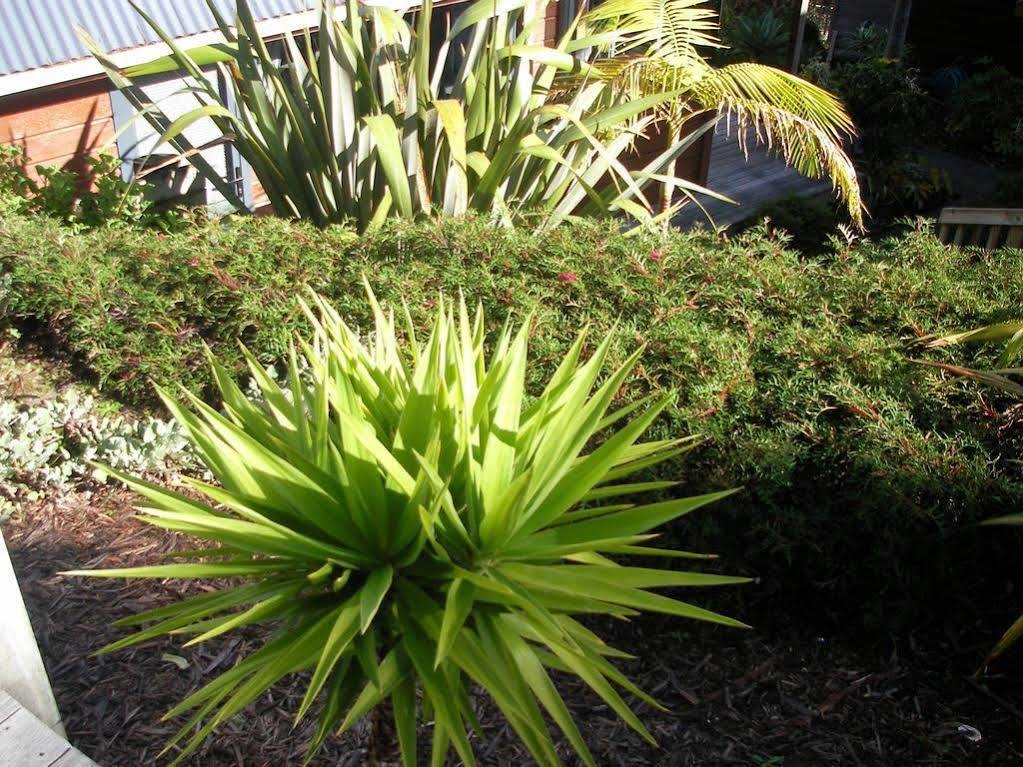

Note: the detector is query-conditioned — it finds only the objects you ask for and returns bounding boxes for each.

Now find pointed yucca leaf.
[504,563,751,591]
[109,580,273,628]
[601,440,700,483]
[518,330,625,499]
[980,513,1023,526]
[182,588,303,647]
[296,595,362,722]
[162,629,296,718]
[137,506,356,564]
[562,637,665,712]
[337,647,412,734]
[988,613,1023,663]
[541,500,634,528]
[398,586,558,762]
[477,332,530,544]
[555,613,634,659]
[514,391,672,539]
[159,390,352,540]
[473,580,640,617]
[524,488,740,549]
[435,578,476,667]
[163,608,338,765]
[582,480,680,501]
[304,660,360,765]
[360,566,394,632]
[503,563,750,628]
[507,535,658,561]
[392,675,419,766]
[402,623,477,767]
[100,583,293,654]
[497,619,597,767]
[354,625,382,689]
[600,543,719,559]
[473,613,564,766]
[334,407,417,496]
[184,479,370,564]
[61,560,298,579]
[526,614,658,745]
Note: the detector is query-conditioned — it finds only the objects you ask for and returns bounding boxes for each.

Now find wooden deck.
[0,693,97,767]
[674,121,831,230]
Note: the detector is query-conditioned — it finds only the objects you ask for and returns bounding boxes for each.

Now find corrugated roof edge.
[0,8,322,99]
[0,1,317,78]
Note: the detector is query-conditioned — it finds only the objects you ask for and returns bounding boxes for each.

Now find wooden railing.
[937,207,1023,250]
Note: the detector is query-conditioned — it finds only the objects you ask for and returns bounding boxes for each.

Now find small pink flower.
[650,249,662,262]
[188,257,200,267]
[557,272,577,285]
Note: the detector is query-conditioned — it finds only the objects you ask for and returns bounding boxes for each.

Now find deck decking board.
[0,693,98,767]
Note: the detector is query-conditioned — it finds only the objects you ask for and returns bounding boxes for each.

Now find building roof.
[0,0,313,78]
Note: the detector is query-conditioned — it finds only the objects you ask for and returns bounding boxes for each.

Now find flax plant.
[83,0,861,231]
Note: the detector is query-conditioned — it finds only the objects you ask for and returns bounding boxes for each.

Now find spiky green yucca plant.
[66,288,747,765]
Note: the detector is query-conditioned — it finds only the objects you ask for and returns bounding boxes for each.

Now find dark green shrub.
[857,156,952,215]
[720,9,789,67]
[827,58,927,161]
[980,173,1023,207]
[718,6,824,69]
[821,57,951,214]
[944,61,1023,162]
[2,212,1021,634]
[843,22,886,62]
[747,193,840,254]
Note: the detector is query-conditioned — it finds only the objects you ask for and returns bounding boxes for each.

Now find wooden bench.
[937,207,1023,250]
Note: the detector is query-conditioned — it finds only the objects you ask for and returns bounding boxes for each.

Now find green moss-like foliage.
[2,212,1021,632]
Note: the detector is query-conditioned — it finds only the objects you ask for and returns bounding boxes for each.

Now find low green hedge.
[2,212,1021,632]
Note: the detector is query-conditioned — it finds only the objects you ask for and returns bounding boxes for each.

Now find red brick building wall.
[0,79,114,183]
[0,0,712,208]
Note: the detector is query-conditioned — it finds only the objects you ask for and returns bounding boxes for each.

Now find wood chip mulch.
[5,487,1022,767]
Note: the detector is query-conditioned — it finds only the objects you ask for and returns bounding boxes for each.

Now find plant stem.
[366,701,396,766]
[661,121,681,219]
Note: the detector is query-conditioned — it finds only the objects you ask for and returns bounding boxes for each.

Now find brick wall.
[0,1,711,212]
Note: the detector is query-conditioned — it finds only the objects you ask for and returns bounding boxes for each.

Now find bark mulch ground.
[6,486,1022,767]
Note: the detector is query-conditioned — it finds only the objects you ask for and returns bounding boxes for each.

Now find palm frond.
[575,3,864,226]
[694,63,853,141]
[583,0,721,64]
[689,62,862,225]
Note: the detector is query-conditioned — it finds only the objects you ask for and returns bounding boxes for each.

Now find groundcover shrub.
[68,291,746,765]
[3,211,1022,631]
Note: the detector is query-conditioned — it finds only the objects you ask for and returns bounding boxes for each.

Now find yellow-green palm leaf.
[581,0,864,226]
